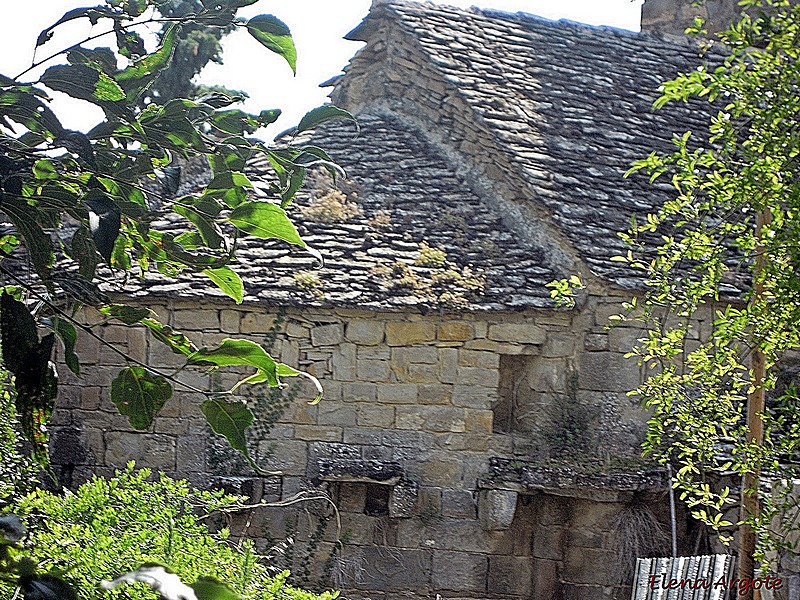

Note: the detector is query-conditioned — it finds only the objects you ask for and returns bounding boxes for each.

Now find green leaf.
[110,367,172,430]
[41,64,125,103]
[36,6,122,48]
[296,105,356,134]
[190,339,277,383]
[0,88,65,137]
[200,398,254,462]
[1,195,54,280]
[52,317,80,377]
[228,201,303,245]
[100,304,151,325]
[116,26,178,101]
[191,578,242,600]
[141,318,197,356]
[203,267,244,304]
[276,363,323,404]
[174,202,224,249]
[32,159,58,180]
[246,15,296,74]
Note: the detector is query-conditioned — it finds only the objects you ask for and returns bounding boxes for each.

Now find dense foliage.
[0,464,338,600]
[613,0,800,574]
[0,0,352,471]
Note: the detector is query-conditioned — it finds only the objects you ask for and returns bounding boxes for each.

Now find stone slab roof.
[337,0,721,289]
[121,0,722,310]
[124,112,558,310]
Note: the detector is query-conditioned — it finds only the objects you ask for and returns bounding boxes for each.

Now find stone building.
[50,1,734,599]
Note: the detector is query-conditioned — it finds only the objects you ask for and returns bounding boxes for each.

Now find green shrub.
[0,368,38,507]
[1,465,338,600]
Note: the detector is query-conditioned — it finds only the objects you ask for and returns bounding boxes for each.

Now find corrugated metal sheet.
[632,555,735,600]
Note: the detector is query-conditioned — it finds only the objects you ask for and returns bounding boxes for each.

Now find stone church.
[52,1,740,598]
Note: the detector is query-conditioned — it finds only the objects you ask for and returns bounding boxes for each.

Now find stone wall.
[50,293,711,599]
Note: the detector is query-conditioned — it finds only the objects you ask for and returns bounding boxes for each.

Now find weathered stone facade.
[51,292,716,599]
[49,1,732,598]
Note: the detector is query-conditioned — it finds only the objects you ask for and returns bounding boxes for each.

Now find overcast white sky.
[0,0,644,136]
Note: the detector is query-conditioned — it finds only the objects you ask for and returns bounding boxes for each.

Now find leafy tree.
[145,0,239,104]
[0,0,353,473]
[597,0,800,587]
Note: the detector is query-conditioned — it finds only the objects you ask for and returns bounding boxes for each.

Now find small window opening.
[364,483,390,516]
[495,355,528,433]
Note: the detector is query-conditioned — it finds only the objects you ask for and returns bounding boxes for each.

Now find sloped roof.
[337,0,719,289]
[126,0,718,310]
[129,112,557,310]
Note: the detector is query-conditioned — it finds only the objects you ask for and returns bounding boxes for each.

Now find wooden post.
[738,209,769,600]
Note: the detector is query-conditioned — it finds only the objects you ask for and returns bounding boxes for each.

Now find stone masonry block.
[257,439,308,474]
[542,332,576,357]
[425,406,466,433]
[240,312,275,334]
[386,322,435,346]
[173,309,219,331]
[413,453,462,487]
[562,547,617,585]
[293,425,342,442]
[435,432,491,452]
[356,547,432,592]
[105,432,175,470]
[346,319,385,345]
[532,526,566,560]
[395,407,425,430]
[488,323,546,344]
[417,384,451,405]
[433,551,487,593]
[127,328,147,362]
[584,333,609,352]
[406,364,440,383]
[578,351,641,392]
[285,321,309,339]
[466,410,493,433]
[390,480,418,518]
[332,343,356,381]
[608,326,645,353]
[451,385,493,409]
[478,489,518,530]
[488,555,533,597]
[383,430,435,451]
[437,322,474,342]
[439,348,458,383]
[357,405,395,427]
[220,310,240,333]
[342,382,377,402]
[342,427,383,445]
[458,349,500,369]
[318,403,357,427]
[176,435,207,473]
[377,384,418,404]
[395,346,439,364]
[357,345,390,360]
[456,367,499,388]
[356,359,391,382]
[311,323,344,347]
[442,490,477,519]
